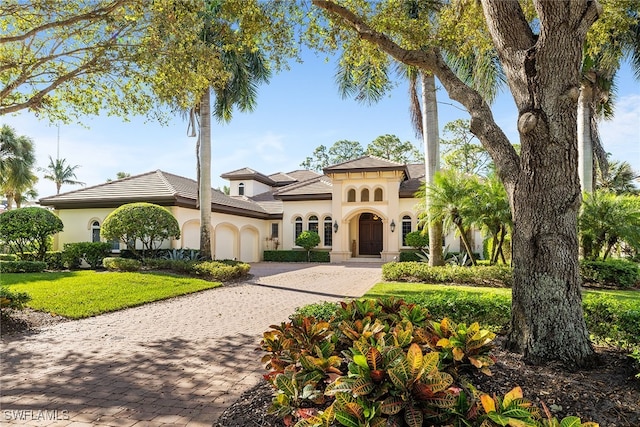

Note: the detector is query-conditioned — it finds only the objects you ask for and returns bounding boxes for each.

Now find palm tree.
[579,190,640,259]
[189,3,271,260]
[579,12,640,193]
[470,173,512,264]
[42,155,85,194]
[0,125,38,209]
[420,169,479,266]
[596,159,639,195]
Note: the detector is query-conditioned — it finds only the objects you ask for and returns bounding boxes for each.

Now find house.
[39,156,483,262]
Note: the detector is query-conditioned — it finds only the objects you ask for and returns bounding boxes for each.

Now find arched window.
[401,215,412,246]
[361,188,370,202]
[308,215,319,233]
[91,221,101,243]
[323,216,332,247]
[347,188,356,202]
[238,182,245,196]
[294,216,303,241]
[374,188,383,201]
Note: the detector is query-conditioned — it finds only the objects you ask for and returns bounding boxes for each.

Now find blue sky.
[3,50,639,200]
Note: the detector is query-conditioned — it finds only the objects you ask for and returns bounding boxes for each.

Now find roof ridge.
[38,170,159,201]
[155,170,179,196]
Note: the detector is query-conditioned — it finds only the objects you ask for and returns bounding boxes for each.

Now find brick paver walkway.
[0,262,381,426]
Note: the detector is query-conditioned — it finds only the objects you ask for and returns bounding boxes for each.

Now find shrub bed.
[0,260,47,273]
[263,298,596,426]
[263,250,330,262]
[192,260,250,281]
[18,251,64,270]
[103,257,142,272]
[0,285,31,310]
[580,259,640,288]
[62,242,112,269]
[383,262,513,287]
[0,254,18,261]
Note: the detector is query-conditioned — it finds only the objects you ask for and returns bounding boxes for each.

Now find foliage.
[0,125,38,210]
[191,260,250,281]
[366,134,421,163]
[0,207,63,260]
[382,262,513,287]
[0,260,46,273]
[366,281,640,350]
[41,156,85,194]
[440,119,493,176]
[596,160,640,195]
[0,285,31,310]
[404,231,429,250]
[62,242,112,269]
[301,140,364,171]
[158,248,200,261]
[0,254,18,261]
[1,270,222,319]
[294,302,340,322]
[580,259,640,289]
[103,257,141,272]
[579,191,640,260]
[417,170,480,266]
[264,250,331,263]
[582,295,640,349]
[262,297,601,426]
[100,203,180,259]
[296,231,322,262]
[18,251,64,270]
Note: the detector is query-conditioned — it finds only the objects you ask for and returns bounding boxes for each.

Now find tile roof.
[323,155,409,174]
[273,176,333,200]
[220,167,275,185]
[39,170,274,218]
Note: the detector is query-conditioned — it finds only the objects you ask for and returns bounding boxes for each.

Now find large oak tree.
[311,0,603,367]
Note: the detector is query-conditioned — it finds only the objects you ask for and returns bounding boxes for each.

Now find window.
[324,216,332,247]
[361,188,369,202]
[374,188,383,201]
[91,221,101,243]
[347,188,356,202]
[238,182,245,196]
[294,216,303,241]
[308,215,319,233]
[271,223,279,239]
[401,215,412,246]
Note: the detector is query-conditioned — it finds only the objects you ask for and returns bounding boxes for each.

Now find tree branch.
[0,0,130,44]
[311,0,520,187]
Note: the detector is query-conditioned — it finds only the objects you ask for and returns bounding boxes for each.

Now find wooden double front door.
[359,213,383,256]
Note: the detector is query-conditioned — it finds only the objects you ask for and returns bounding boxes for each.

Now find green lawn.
[366,282,640,307]
[1,271,222,319]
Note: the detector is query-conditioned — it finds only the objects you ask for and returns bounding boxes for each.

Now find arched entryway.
[358,213,383,256]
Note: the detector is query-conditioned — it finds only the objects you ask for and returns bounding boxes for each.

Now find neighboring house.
[39,156,483,262]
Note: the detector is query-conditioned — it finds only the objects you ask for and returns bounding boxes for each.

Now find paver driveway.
[0,262,381,426]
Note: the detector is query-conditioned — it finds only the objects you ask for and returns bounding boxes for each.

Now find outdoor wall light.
[390,220,396,232]
[334,220,339,233]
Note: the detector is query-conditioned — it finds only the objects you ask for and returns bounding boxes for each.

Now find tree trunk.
[421,73,444,266]
[199,88,213,260]
[578,82,594,194]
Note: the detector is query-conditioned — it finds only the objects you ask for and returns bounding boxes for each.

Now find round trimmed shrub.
[103,257,141,272]
[0,207,63,261]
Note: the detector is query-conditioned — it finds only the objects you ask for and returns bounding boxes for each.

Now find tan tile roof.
[323,155,408,174]
[220,167,275,185]
[273,176,332,200]
[39,170,274,218]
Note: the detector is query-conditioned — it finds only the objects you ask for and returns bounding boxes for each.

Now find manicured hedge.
[0,254,18,261]
[103,257,142,272]
[18,251,64,270]
[580,259,640,289]
[382,262,513,287]
[62,242,112,269]
[0,260,47,273]
[263,250,330,262]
